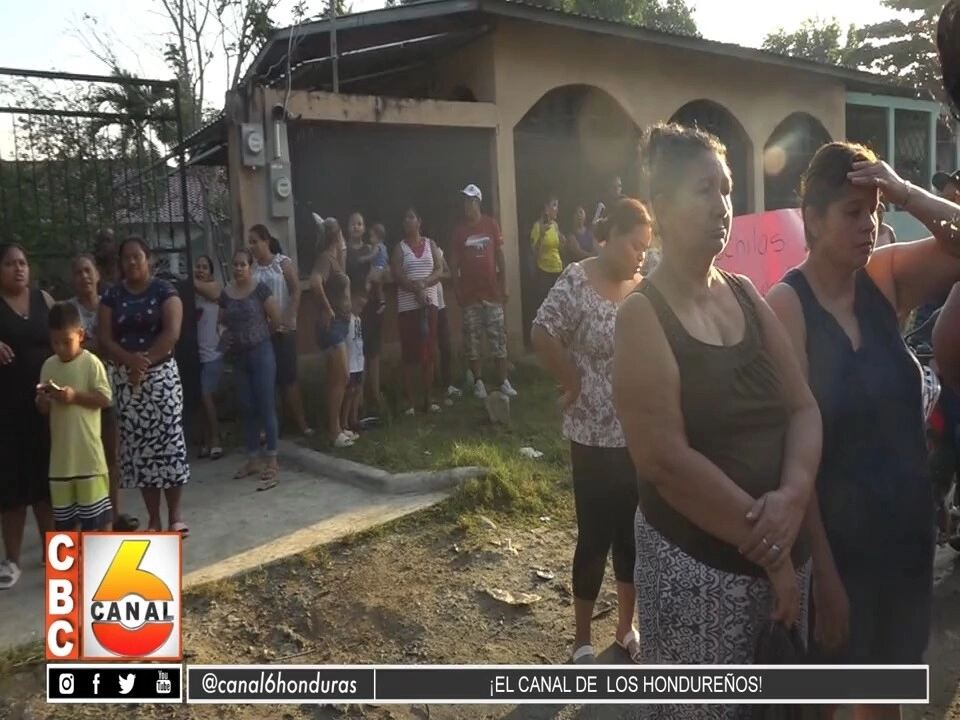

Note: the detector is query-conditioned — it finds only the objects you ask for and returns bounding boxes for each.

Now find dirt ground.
[4,506,960,720]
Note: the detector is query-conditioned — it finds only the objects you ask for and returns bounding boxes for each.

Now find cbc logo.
[58,673,75,695]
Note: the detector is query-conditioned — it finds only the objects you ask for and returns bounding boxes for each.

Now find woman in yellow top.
[531,194,564,310]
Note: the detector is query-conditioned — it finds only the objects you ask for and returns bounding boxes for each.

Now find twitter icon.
[118,673,136,695]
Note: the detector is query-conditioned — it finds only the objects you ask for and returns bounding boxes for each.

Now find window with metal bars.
[846,105,888,160]
[894,109,931,193]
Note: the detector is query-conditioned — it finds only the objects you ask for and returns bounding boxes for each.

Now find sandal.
[234,462,260,479]
[571,645,596,664]
[170,521,189,538]
[333,432,354,448]
[258,464,279,491]
[0,560,22,590]
[114,513,139,532]
[616,629,642,664]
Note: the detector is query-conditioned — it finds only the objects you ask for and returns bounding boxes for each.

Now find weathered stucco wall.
[228,17,847,362]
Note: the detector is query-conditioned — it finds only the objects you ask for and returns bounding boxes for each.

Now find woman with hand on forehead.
[769,143,960,720]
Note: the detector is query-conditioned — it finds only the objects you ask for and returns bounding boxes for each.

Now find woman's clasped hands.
[740,489,807,628]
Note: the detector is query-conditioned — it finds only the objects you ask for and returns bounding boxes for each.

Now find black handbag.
[749,622,819,720]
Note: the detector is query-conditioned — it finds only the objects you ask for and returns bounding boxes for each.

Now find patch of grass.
[188,578,239,602]
[0,641,44,675]
[309,362,574,524]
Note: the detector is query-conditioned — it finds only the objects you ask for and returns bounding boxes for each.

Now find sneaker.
[447,385,463,398]
[429,403,442,413]
[404,407,416,417]
[344,430,360,441]
[333,432,355,448]
[474,379,488,400]
[500,379,518,398]
[0,560,21,590]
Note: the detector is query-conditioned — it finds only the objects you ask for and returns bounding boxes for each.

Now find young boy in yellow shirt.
[36,302,113,531]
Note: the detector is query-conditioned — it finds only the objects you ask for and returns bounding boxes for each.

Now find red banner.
[715,209,807,296]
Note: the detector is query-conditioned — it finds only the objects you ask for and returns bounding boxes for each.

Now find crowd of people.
[527,120,960,720]
[0,180,533,588]
[0,231,190,589]
[2,106,960,720]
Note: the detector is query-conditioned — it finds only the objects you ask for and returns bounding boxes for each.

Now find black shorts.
[272,332,298,386]
[348,371,364,389]
[362,304,383,359]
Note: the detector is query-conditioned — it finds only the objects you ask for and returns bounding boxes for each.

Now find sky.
[0,0,899,109]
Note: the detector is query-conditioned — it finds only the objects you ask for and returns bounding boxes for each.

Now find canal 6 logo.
[83,534,182,660]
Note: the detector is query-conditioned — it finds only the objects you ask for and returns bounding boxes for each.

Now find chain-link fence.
[0,66,200,420]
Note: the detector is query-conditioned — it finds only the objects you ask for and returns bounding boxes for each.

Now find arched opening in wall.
[764,113,832,210]
[669,100,751,216]
[513,84,639,345]
[449,86,477,102]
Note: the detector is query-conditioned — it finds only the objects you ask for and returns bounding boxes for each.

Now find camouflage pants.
[462,301,507,361]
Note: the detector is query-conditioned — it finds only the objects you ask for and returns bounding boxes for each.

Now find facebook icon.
[92,673,100,695]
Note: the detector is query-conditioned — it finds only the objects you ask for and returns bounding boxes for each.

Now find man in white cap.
[449,184,517,399]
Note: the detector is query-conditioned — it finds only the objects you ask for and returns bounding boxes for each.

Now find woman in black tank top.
[613,124,821,718]
[768,143,960,718]
[0,243,55,589]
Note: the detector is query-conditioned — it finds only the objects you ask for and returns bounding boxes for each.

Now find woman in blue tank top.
[767,142,960,720]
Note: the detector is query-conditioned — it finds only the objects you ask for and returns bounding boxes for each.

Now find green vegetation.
[308,362,574,525]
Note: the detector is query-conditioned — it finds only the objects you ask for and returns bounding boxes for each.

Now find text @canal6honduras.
[44,665,930,704]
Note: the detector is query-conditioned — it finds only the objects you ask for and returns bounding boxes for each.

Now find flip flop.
[258,465,278,491]
[616,629,642,664]
[571,645,596,664]
[234,463,259,479]
[169,522,189,537]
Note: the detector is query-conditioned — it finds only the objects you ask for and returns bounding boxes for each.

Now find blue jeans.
[235,340,279,458]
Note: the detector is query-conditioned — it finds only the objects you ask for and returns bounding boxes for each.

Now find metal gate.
[0,67,200,423]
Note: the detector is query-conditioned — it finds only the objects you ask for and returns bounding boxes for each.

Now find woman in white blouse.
[531,198,653,665]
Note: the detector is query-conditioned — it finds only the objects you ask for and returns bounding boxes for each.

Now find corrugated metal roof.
[246,0,922,97]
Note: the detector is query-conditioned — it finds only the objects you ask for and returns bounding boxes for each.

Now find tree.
[762,16,857,66]
[631,0,698,36]
[850,0,943,98]
[0,77,167,289]
[321,0,351,16]
[77,0,284,136]
[385,0,698,36]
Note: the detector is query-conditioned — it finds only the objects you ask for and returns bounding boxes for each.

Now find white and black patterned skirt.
[632,510,811,720]
[109,358,190,489]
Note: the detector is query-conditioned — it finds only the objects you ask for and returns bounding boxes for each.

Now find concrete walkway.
[0,450,447,651]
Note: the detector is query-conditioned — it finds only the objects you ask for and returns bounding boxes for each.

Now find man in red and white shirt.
[450,184,517,399]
